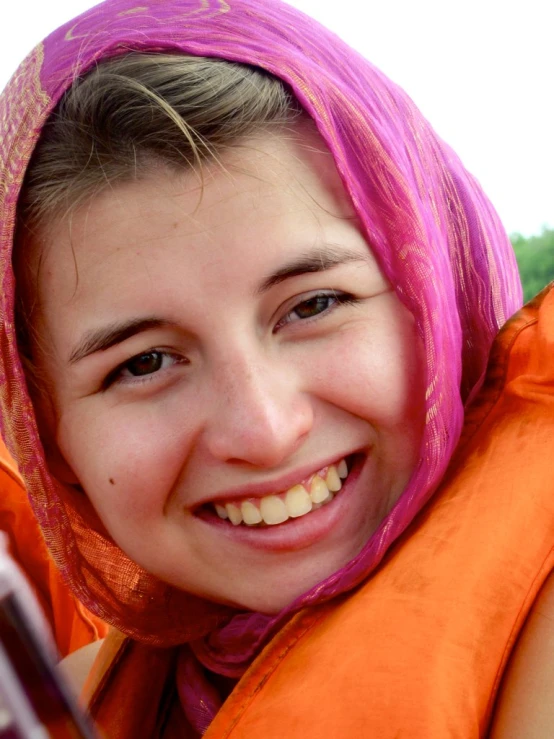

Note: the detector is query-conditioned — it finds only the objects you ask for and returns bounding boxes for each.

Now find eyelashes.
[274,290,358,330]
[103,350,186,388]
[103,290,359,388]
[120,351,173,378]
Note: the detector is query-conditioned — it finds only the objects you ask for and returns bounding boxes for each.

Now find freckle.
[109,478,115,485]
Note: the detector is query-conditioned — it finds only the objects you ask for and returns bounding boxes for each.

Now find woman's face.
[33,126,426,613]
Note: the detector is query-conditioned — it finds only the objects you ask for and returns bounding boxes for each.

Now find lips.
[194,453,367,554]
[208,458,349,527]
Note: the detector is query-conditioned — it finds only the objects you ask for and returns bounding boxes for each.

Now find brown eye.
[293,295,333,319]
[105,350,186,388]
[125,351,163,376]
[274,291,357,332]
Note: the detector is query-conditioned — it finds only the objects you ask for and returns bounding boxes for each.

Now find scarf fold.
[177,647,224,736]
[0,0,522,729]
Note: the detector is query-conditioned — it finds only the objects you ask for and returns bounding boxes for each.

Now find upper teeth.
[213,459,349,526]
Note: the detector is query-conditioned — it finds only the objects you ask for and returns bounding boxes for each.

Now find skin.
[32,126,426,614]
[58,640,104,697]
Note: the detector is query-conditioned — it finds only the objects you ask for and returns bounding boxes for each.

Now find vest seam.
[214,607,332,737]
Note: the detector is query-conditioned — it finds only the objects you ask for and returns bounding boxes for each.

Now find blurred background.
[1,0,552,299]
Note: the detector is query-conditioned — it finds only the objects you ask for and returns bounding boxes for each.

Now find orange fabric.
[86,285,554,737]
[0,439,108,657]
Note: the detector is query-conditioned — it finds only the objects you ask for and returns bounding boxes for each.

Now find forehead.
[35,124,364,312]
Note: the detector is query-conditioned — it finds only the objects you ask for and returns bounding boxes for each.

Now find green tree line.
[511,228,554,302]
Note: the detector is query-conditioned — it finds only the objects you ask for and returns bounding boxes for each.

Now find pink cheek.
[324,352,422,427]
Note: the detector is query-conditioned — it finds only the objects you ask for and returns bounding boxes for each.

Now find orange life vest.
[0,439,107,657]
[85,284,554,737]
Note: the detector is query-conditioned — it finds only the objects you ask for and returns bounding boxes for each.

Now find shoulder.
[489,571,554,738]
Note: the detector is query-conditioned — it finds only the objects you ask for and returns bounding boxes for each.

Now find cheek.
[55,398,200,524]
[305,310,426,432]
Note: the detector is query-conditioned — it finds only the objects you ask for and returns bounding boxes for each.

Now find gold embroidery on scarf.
[426,400,439,423]
[65,2,112,41]
[65,24,95,41]
[425,373,438,401]
[163,1,230,19]
[66,0,229,37]
[0,44,49,200]
[0,44,50,485]
[118,6,150,15]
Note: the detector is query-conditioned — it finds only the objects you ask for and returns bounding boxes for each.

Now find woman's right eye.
[123,351,164,377]
[105,350,184,388]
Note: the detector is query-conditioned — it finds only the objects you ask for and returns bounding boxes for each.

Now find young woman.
[2,0,552,736]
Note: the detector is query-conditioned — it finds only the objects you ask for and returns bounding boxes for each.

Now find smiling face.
[29,125,426,613]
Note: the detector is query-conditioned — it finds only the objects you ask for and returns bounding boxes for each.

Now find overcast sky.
[1,0,552,236]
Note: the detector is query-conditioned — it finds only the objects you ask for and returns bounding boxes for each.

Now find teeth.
[260,495,289,525]
[226,503,243,526]
[214,458,349,526]
[310,475,331,504]
[215,504,228,520]
[241,501,263,525]
[325,465,342,492]
[285,485,313,518]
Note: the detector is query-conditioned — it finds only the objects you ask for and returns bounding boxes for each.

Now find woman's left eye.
[275,292,355,330]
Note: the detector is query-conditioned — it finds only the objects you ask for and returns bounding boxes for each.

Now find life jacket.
[85,284,554,737]
[0,439,107,657]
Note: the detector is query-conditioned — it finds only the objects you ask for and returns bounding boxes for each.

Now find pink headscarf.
[0,0,521,731]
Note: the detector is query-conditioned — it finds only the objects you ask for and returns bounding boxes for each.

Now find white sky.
[1,0,552,236]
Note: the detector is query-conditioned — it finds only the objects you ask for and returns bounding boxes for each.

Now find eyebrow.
[69,317,172,364]
[69,246,368,363]
[256,245,368,294]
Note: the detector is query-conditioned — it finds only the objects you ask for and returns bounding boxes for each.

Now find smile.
[211,458,349,527]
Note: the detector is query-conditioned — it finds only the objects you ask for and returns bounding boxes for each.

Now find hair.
[15,53,302,384]
[18,53,302,233]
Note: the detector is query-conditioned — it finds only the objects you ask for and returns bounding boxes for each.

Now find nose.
[203,352,313,468]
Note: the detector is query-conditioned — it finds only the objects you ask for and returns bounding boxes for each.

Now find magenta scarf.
[0,0,521,732]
